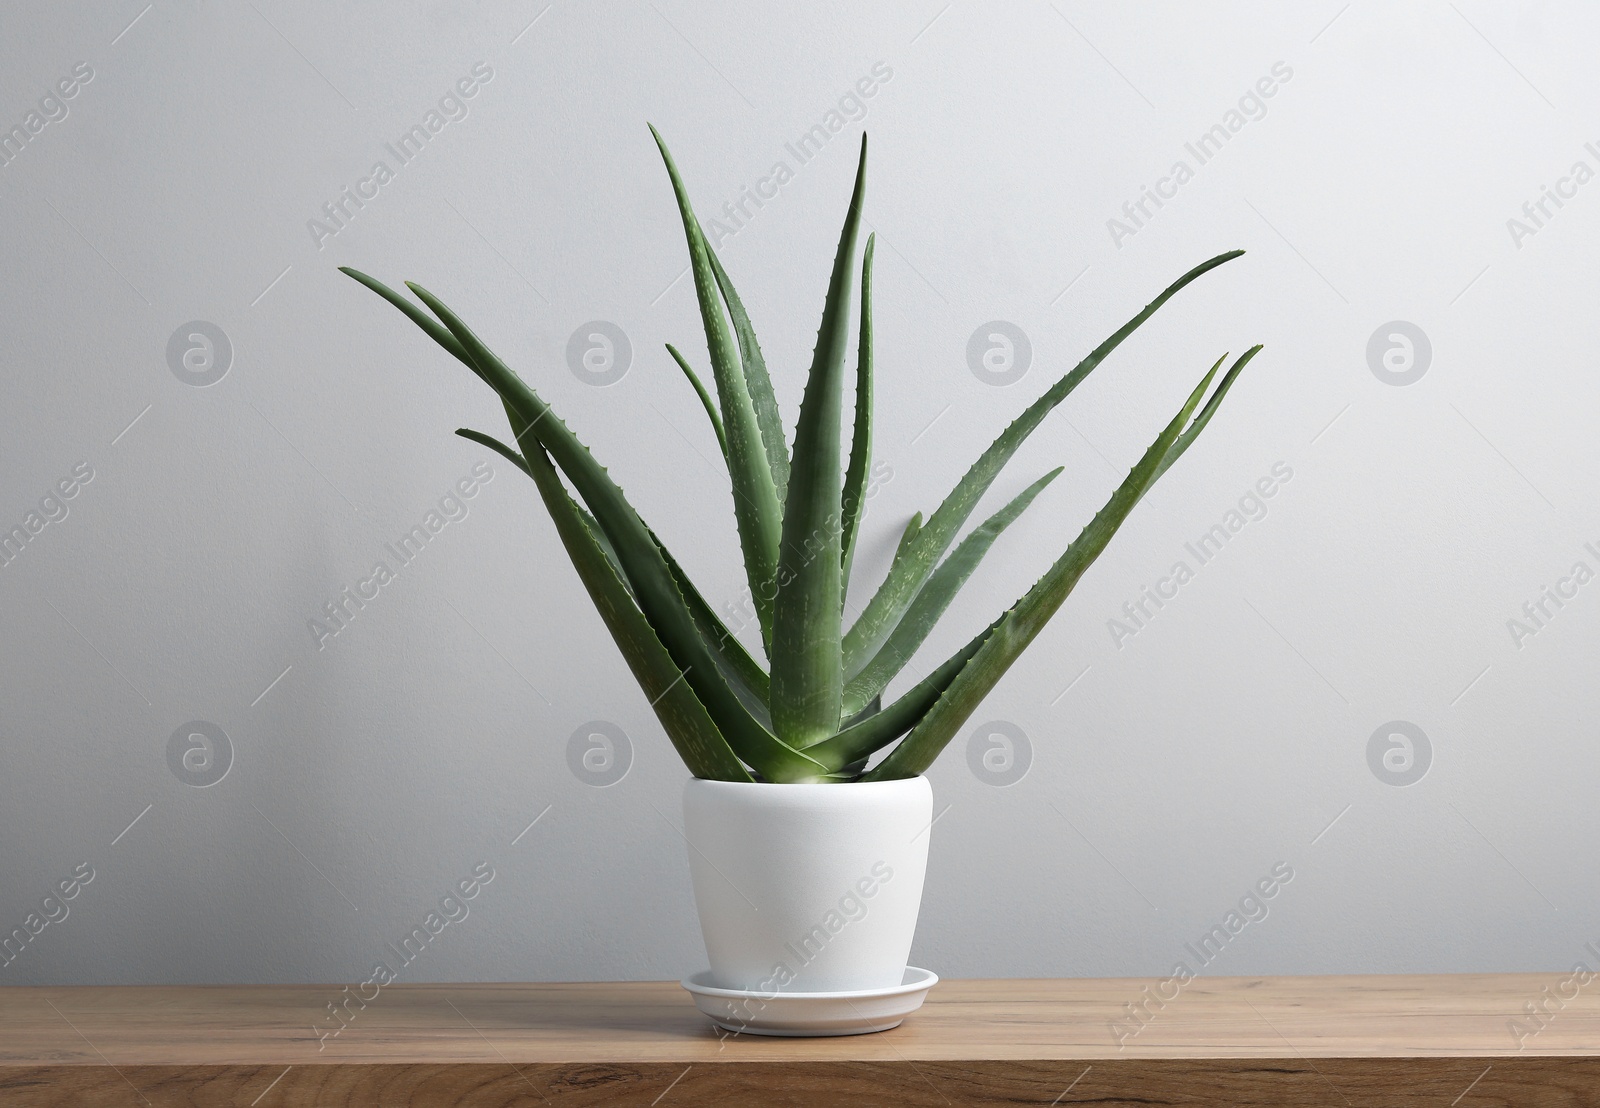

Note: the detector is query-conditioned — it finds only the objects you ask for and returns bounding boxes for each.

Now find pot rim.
[685,775,927,790]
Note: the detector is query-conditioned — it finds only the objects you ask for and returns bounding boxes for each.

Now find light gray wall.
[4,0,1598,995]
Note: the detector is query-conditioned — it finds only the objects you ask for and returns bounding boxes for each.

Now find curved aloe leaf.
[894,512,923,561]
[842,249,1245,674]
[459,420,636,603]
[809,620,994,771]
[842,465,1062,717]
[771,134,868,748]
[650,530,771,709]
[341,266,477,374]
[666,344,726,458]
[343,266,779,726]
[821,756,871,782]
[509,436,751,781]
[348,158,1256,786]
[1151,347,1260,488]
[862,353,1244,781]
[454,425,771,711]
[651,126,783,654]
[841,693,881,729]
[528,422,770,708]
[840,233,876,596]
[706,242,789,505]
[381,277,824,782]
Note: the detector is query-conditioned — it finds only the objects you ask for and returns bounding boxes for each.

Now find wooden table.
[4,975,1599,1105]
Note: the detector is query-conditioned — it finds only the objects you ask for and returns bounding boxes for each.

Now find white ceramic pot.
[681,777,932,995]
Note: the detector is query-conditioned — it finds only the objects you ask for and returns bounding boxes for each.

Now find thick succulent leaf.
[706,242,789,504]
[651,126,784,653]
[458,418,636,601]
[840,233,876,596]
[842,249,1245,674]
[455,425,770,712]
[341,267,477,374]
[842,465,1062,717]
[649,530,771,709]
[841,693,881,729]
[666,344,727,458]
[808,620,994,772]
[581,504,631,597]
[460,422,633,579]
[418,285,815,776]
[506,436,751,781]
[862,356,1242,781]
[821,756,871,782]
[370,276,824,781]
[1149,347,1261,488]
[456,426,531,476]
[549,391,769,706]
[894,512,923,561]
[772,135,868,749]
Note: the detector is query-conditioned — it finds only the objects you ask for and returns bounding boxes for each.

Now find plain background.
[3,1,1598,990]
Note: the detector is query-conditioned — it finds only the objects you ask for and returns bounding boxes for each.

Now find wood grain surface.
[4,975,1598,1105]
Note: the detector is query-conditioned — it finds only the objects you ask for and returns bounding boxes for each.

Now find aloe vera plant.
[342,129,1260,784]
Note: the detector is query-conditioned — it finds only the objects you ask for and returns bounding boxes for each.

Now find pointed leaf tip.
[771,124,870,746]
[840,247,1246,675]
[651,118,786,656]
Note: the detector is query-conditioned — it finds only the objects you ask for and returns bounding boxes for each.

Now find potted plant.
[342,129,1259,1036]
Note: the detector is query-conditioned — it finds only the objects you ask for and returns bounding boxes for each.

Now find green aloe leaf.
[862,352,1247,781]
[840,233,876,596]
[353,272,824,781]
[842,465,1062,717]
[666,344,727,458]
[454,424,770,709]
[841,249,1245,674]
[459,417,635,602]
[517,394,768,707]
[341,266,477,374]
[464,400,638,597]
[841,693,881,729]
[1150,347,1260,488]
[650,529,772,710]
[415,288,821,774]
[820,756,872,782]
[491,431,751,781]
[651,126,784,654]
[343,267,771,712]
[706,242,789,505]
[894,512,923,561]
[771,134,868,749]
[348,144,1256,787]
[808,620,994,772]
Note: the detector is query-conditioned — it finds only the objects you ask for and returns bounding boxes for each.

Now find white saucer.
[681,966,938,1037]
